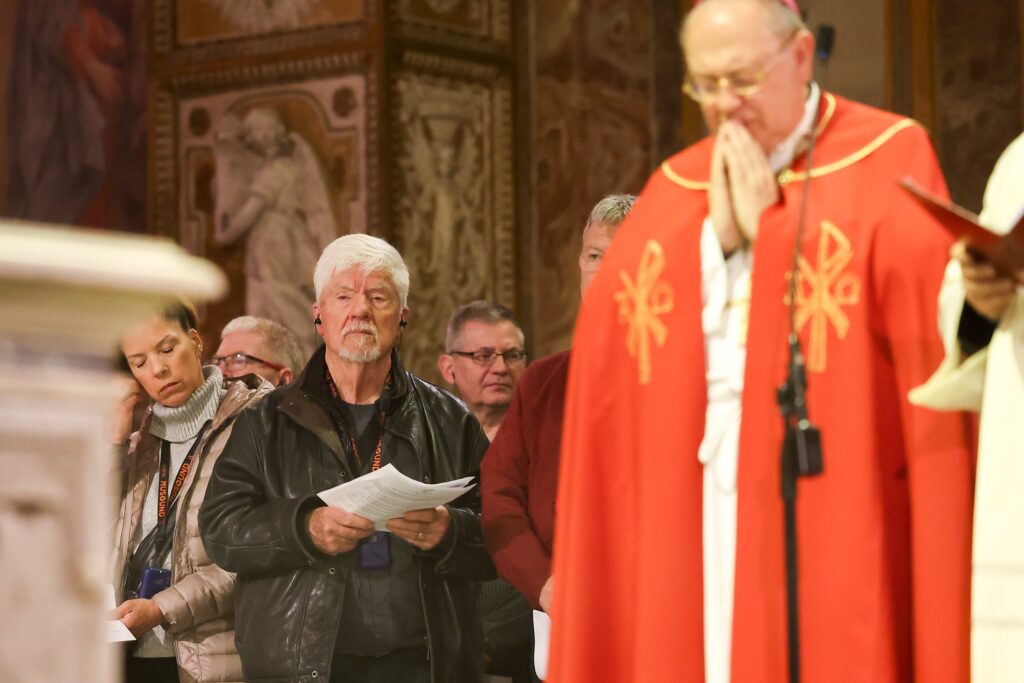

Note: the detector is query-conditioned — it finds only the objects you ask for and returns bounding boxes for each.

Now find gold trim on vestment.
[810,91,837,139]
[777,118,917,186]
[659,93,917,190]
[660,161,710,190]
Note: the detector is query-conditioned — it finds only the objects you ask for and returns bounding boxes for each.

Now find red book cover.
[900,177,1024,275]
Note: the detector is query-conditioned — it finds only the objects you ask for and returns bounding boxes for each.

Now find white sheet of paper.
[317,464,476,530]
[533,609,550,680]
[104,585,136,642]
[107,619,136,643]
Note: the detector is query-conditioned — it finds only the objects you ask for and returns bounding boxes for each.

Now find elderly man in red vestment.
[547,1,975,682]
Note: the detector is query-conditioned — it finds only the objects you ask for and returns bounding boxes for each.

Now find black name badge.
[358,531,392,570]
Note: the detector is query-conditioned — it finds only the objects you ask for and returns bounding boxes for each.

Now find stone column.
[0,221,225,683]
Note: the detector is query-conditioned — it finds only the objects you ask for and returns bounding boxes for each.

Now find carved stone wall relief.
[391,64,514,382]
[177,0,365,43]
[153,0,373,66]
[394,0,509,43]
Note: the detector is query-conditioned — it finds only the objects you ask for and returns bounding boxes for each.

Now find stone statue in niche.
[213,107,337,353]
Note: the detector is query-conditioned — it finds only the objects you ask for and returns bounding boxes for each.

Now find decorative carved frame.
[151,0,376,68]
[387,48,516,379]
[392,0,511,49]
[151,51,379,240]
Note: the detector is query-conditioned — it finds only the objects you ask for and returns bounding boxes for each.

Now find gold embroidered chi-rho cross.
[785,220,861,373]
[615,240,675,385]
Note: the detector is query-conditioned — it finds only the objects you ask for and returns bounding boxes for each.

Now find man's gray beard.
[337,331,384,363]
[338,345,385,363]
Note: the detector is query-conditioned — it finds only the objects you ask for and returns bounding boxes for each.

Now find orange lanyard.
[157,424,208,521]
[326,368,385,471]
[348,412,385,471]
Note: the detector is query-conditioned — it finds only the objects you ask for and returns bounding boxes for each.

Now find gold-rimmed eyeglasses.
[682,31,799,104]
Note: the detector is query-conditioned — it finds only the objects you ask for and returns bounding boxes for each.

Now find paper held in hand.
[318,464,476,531]
[899,177,1024,277]
[105,585,135,643]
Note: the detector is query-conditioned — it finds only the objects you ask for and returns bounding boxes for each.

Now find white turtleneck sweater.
[132,365,224,658]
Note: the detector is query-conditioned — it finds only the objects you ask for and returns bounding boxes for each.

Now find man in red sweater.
[480,194,636,613]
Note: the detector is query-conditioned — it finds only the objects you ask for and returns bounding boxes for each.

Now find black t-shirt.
[321,380,426,659]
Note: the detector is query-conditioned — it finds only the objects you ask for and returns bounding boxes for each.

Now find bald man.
[548,2,974,682]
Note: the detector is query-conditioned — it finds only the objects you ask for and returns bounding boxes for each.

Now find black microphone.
[815,25,836,63]
[814,25,836,86]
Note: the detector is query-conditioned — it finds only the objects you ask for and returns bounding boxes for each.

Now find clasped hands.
[709,121,780,254]
[307,505,451,555]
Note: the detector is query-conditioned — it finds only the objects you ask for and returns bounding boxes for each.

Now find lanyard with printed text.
[325,368,386,471]
[157,422,210,522]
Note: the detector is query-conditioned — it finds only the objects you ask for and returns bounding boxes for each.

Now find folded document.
[318,464,476,531]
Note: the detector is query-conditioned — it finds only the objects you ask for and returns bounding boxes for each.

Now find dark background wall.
[888,0,1024,210]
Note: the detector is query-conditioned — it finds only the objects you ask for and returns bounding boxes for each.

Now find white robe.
[910,131,1024,683]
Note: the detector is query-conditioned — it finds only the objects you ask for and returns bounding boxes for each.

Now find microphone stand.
[775,337,822,683]
[774,89,825,683]
[773,24,835,683]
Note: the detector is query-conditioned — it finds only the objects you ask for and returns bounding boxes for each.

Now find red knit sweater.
[481,350,570,609]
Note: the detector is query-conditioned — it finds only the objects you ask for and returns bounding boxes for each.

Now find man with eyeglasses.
[548,2,973,683]
[200,234,492,683]
[212,315,305,386]
[438,301,527,442]
[437,301,532,682]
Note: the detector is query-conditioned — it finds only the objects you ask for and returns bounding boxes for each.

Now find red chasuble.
[548,93,975,683]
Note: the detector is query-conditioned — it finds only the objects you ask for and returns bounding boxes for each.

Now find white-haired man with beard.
[200,233,493,683]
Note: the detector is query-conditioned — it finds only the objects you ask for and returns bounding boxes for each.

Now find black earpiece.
[399,319,408,329]
[313,317,322,324]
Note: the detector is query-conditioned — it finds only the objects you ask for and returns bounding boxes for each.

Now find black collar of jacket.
[278,346,414,461]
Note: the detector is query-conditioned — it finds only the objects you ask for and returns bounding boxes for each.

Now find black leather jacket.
[199,349,493,682]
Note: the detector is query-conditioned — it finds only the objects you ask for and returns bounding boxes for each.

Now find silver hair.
[444,300,524,352]
[680,0,807,53]
[313,234,410,308]
[584,194,637,233]
[221,315,306,372]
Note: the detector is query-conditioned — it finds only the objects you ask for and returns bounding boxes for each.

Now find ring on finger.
[417,531,425,541]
